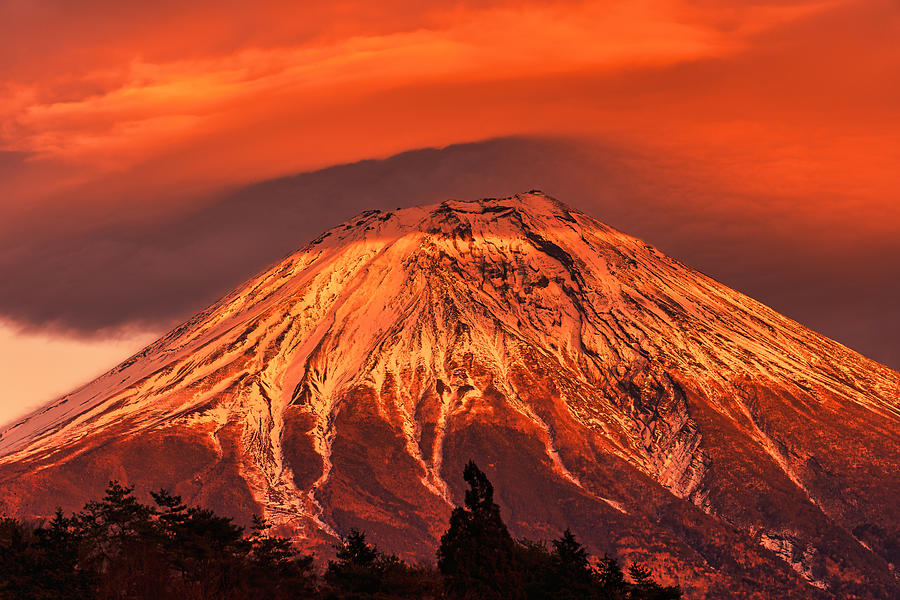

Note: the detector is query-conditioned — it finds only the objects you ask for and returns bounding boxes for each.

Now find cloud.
[0,0,898,395]
[0,136,897,372]
[0,0,840,199]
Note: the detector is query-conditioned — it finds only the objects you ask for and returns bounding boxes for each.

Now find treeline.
[0,461,681,600]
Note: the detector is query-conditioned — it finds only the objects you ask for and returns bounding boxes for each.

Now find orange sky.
[2,0,896,215]
[1,0,899,424]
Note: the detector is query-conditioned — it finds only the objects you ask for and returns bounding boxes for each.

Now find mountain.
[1,192,898,598]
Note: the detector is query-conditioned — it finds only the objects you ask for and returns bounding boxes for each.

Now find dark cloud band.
[0,137,897,371]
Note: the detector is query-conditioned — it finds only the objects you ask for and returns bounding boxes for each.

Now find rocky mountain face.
[1,192,897,598]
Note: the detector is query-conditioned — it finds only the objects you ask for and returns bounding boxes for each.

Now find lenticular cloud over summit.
[1,193,898,598]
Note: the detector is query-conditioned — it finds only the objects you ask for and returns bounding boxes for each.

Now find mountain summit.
[1,192,898,598]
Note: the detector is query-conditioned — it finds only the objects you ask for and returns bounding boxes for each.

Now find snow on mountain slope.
[1,192,898,599]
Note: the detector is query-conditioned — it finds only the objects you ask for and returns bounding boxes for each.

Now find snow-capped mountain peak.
[2,192,897,598]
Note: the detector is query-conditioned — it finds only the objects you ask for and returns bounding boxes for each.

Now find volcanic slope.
[1,193,898,598]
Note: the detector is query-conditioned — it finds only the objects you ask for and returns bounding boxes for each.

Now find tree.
[438,461,522,600]
[549,529,595,599]
[595,554,627,600]
[325,528,385,596]
[33,509,93,599]
[0,516,38,600]
[0,482,320,600]
[149,488,246,596]
[512,538,555,600]
[436,462,684,600]
[74,481,166,600]
[1,473,685,600]
[246,515,316,599]
[626,562,681,600]
[334,528,379,568]
[324,528,440,598]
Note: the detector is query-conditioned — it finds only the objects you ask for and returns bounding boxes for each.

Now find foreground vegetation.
[0,461,681,599]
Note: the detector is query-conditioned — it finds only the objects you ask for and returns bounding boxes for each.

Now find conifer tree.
[0,516,37,599]
[325,526,442,599]
[33,509,92,599]
[246,515,315,599]
[334,528,379,568]
[549,528,595,599]
[595,554,628,600]
[325,528,384,596]
[150,488,246,595]
[438,460,522,600]
[1,472,684,600]
[74,481,166,599]
[626,562,681,600]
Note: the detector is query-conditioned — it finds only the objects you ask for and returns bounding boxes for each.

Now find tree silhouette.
[246,516,315,599]
[438,460,522,599]
[334,528,379,568]
[325,528,440,598]
[74,481,167,599]
[595,554,628,599]
[0,471,683,599]
[549,528,595,599]
[34,509,92,598]
[149,488,247,595]
[627,562,681,600]
[437,461,681,600]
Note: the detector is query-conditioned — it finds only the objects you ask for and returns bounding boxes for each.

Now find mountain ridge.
[1,192,898,598]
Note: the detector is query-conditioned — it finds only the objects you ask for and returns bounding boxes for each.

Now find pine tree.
[1,474,686,599]
[151,490,246,596]
[334,528,379,568]
[73,481,165,599]
[549,529,595,599]
[246,516,316,599]
[33,509,92,599]
[595,554,628,600]
[324,528,384,596]
[438,460,523,600]
[626,562,681,600]
[0,516,37,600]
[325,526,442,598]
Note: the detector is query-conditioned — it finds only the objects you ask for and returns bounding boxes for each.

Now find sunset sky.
[1,0,899,425]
